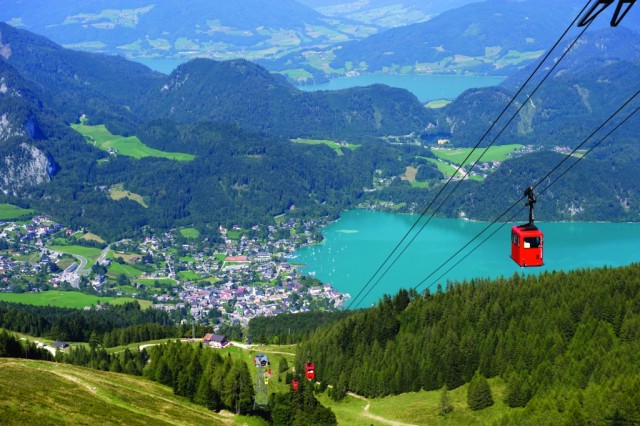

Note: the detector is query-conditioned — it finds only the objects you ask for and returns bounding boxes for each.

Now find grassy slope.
[0,204,34,220]
[71,121,195,161]
[0,358,235,425]
[319,377,512,425]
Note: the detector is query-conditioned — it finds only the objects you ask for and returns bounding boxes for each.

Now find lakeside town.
[0,212,350,327]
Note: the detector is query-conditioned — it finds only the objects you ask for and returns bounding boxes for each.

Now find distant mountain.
[0,0,374,61]
[297,0,481,28]
[434,28,640,147]
[267,0,640,80]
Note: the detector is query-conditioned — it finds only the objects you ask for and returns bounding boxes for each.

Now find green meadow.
[291,138,360,156]
[179,227,200,238]
[71,118,195,161]
[0,291,147,310]
[0,204,34,220]
[431,144,522,165]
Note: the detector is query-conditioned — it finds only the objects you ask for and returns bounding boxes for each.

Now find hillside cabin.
[203,333,228,348]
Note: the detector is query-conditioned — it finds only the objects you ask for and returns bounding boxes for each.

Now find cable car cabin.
[305,362,315,381]
[292,379,299,391]
[511,224,544,267]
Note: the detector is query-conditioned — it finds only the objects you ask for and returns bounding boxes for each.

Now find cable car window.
[523,236,540,248]
[512,233,519,246]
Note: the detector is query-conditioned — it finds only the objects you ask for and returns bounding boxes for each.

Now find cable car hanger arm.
[578,0,636,27]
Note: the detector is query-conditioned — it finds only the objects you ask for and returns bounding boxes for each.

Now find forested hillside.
[296,264,640,422]
[0,23,436,238]
[434,28,640,148]
[143,58,433,140]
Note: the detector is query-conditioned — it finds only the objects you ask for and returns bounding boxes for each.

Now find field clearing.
[291,138,360,156]
[71,119,195,161]
[0,359,234,425]
[319,377,510,425]
[179,227,200,238]
[109,184,149,208]
[108,261,143,278]
[178,271,200,281]
[401,166,430,189]
[431,144,522,165]
[0,203,34,220]
[426,99,452,109]
[135,278,178,287]
[0,291,146,310]
[80,232,105,244]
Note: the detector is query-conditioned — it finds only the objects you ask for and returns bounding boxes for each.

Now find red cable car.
[511,187,544,267]
[292,379,299,390]
[305,362,315,381]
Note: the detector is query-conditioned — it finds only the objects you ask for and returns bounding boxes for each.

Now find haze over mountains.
[7,0,629,82]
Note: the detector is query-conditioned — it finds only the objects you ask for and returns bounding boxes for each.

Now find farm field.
[71,119,195,161]
[0,203,34,220]
[0,291,148,309]
[431,144,522,165]
[291,138,360,156]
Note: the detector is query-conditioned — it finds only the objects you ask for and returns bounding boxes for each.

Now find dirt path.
[347,392,418,426]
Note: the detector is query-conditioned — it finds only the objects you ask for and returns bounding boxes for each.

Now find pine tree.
[467,370,494,411]
[439,384,453,416]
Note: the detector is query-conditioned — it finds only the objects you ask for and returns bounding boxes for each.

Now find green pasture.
[0,291,145,310]
[0,204,34,220]
[179,227,200,239]
[71,119,195,161]
[107,261,143,278]
[135,278,177,287]
[291,138,360,156]
[178,271,200,281]
[431,144,522,165]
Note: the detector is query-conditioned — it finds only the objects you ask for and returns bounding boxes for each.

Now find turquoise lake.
[293,210,640,308]
[132,58,504,103]
[297,74,506,102]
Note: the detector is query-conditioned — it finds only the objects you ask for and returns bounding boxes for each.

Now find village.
[0,213,350,327]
